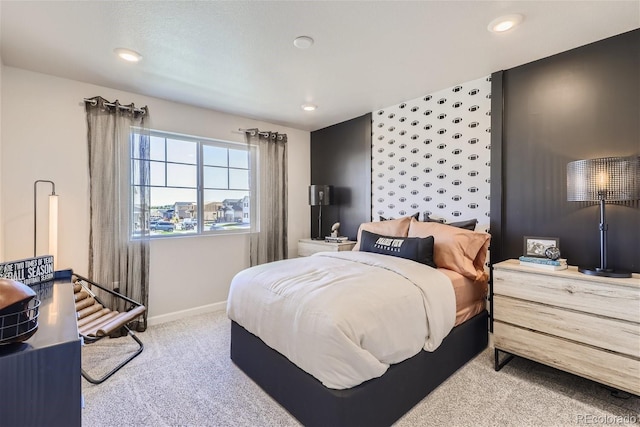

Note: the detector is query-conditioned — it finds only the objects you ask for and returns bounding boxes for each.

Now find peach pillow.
[352,217,412,251]
[407,218,490,282]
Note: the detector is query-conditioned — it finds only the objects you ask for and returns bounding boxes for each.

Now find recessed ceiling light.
[114,48,142,62]
[487,14,524,33]
[301,103,317,111]
[293,36,314,49]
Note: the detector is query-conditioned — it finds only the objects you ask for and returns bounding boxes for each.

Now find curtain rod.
[238,128,285,140]
[84,98,147,115]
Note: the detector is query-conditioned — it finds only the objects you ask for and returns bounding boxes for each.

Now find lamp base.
[578,267,632,278]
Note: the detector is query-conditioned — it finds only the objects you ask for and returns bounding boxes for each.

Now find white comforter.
[227,251,456,389]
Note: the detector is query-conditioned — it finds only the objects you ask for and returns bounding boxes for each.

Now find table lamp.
[309,185,333,240]
[567,155,639,278]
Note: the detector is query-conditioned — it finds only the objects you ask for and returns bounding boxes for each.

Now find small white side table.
[297,238,356,257]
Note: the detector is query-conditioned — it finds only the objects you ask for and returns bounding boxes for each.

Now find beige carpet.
[81,310,639,426]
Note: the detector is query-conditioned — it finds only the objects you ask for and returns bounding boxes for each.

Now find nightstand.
[492,259,640,396]
[297,238,356,257]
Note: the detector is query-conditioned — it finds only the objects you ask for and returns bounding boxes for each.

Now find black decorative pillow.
[359,230,436,268]
[423,214,477,231]
[380,212,419,222]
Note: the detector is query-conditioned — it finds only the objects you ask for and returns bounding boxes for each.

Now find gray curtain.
[245,129,288,266]
[85,96,150,331]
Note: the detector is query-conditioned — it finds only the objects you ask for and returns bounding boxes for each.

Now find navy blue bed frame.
[230,310,488,427]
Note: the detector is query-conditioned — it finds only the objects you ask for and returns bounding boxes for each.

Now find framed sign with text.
[0,255,55,286]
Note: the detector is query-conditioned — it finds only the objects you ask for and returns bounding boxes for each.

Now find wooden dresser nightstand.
[492,259,640,396]
[297,238,356,257]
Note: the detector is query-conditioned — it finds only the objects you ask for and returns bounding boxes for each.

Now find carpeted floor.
[81,310,639,426]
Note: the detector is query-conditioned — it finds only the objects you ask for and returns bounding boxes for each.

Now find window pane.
[149,188,198,236]
[204,190,250,231]
[150,161,166,186]
[229,148,248,168]
[204,166,228,189]
[167,139,197,164]
[132,156,150,182]
[150,188,196,211]
[150,136,165,161]
[132,183,149,202]
[131,159,140,184]
[167,164,197,188]
[132,135,141,159]
[173,201,198,234]
[132,130,256,239]
[229,169,249,190]
[131,134,150,160]
[203,145,227,167]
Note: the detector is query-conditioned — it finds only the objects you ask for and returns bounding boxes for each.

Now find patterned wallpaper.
[371,75,492,233]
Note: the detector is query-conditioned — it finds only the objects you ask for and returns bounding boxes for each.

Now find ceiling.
[1,1,638,132]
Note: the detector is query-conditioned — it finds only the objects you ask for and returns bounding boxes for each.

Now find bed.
[228,217,490,426]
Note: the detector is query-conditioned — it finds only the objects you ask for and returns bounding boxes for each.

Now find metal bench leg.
[81,326,144,385]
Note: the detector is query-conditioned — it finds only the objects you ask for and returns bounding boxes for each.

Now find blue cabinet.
[0,280,81,426]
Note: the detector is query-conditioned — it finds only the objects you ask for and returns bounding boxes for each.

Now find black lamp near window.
[567,155,639,278]
[309,185,333,240]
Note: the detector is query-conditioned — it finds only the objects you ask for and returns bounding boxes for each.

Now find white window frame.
[130,129,257,239]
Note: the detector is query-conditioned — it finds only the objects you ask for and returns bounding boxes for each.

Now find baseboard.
[147,301,227,326]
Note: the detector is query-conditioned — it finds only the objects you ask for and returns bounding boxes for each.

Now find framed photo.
[523,236,559,258]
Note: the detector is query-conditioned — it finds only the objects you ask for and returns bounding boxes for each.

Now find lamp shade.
[567,156,640,202]
[309,185,333,206]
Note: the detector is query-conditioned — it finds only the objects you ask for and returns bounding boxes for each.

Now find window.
[131,130,256,237]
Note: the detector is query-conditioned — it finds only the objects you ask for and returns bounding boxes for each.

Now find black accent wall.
[310,30,638,272]
[491,29,640,272]
[310,114,372,240]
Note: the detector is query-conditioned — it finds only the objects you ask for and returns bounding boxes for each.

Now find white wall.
[0,67,310,322]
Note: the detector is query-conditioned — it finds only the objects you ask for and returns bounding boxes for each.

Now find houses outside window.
[131,130,256,237]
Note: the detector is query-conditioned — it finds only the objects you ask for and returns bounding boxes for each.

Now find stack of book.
[325,236,349,243]
[518,256,568,270]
